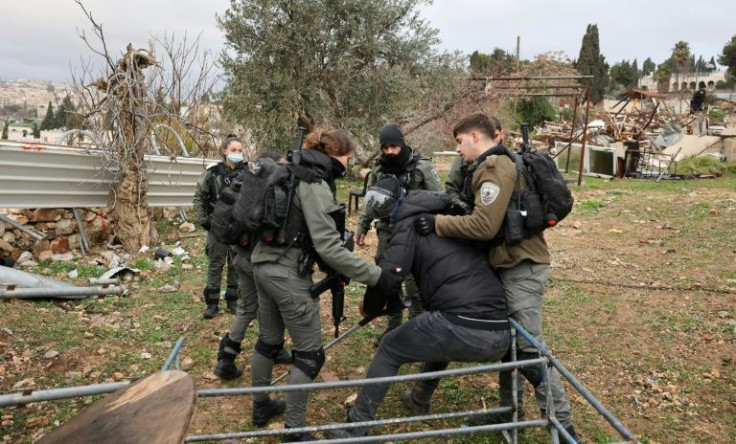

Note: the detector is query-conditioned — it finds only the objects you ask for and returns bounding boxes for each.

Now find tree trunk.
[108,154,151,252]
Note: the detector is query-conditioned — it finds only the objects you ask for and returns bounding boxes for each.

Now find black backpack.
[500,125,573,245]
[209,158,318,246]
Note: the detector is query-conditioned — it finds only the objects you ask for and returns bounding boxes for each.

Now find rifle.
[520,122,532,154]
[276,126,306,245]
[309,230,354,337]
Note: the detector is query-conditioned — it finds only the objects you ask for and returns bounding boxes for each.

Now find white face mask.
[227,154,244,164]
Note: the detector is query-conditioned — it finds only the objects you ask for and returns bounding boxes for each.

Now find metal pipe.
[88,278,121,286]
[0,286,123,299]
[72,208,90,256]
[510,326,519,444]
[162,336,186,371]
[200,359,546,397]
[186,417,548,443]
[510,319,639,442]
[549,416,577,444]
[470,75,595,81]
[0,381,130,407]
[186,407,514,441]
[0,213,46,241]
[578,86,592,186]
[0,266,76,289]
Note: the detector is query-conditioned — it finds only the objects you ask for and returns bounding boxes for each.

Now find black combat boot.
[326,407,368,440]
[202,287,220,319]
[224,285,238,314]
[563,425,581,443]
[469,403,524,426]
[213,334,242,380]
[401,385,432,415]
[252,397,286,427]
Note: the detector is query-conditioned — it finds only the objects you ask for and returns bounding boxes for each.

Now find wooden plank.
[37,371,195,444]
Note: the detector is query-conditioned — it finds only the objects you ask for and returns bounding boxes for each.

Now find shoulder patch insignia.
[479,182,500,205]
[430,166,440,184]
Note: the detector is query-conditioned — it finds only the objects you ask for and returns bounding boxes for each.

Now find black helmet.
[364,176,406,220]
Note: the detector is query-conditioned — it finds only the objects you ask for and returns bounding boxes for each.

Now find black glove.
[202,219,211,231]
[373,268,402,296]
[413,214,435,236]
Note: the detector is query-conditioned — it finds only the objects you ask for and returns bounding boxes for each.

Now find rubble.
[535,89,736,179]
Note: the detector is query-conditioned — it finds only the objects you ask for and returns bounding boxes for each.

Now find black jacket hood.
[391,190,451,224]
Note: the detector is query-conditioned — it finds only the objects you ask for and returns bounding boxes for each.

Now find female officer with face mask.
[193,135,246,319]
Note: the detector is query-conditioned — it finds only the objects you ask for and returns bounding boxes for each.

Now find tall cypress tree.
[1,121,8,140]
[575,24,608,103]
[40,101,55,130]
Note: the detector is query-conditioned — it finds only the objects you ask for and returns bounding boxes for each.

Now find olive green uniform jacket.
[434,152,550,269]
[253,179,382,286]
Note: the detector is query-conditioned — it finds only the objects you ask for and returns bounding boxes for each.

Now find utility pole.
[516,36,521,70]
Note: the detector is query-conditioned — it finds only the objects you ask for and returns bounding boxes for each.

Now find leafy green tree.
[719,34,736,79]
[57,94,82,129]
[642,57,656,77]
[609,60,638,93]
[1,121,8,140]
[218,0,462,150]
[40,101,55,130]
[514,97,556,127]
[574,24,608,103]
[653,64,672,93]
[32,122,41,138]
[469,48,516,76]
[671,41,691,85]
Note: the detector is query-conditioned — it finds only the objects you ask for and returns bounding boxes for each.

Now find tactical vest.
[374,152,420,190]
[206,163,240,213]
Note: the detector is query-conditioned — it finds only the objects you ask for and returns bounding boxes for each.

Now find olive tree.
[218,0,462,159]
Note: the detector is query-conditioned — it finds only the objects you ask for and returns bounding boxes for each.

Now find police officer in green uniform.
[355,123,441,344]
[248,128,402,442]
[193,135,244,319]
[445,116,504,213]
[414,112,580,442]
[212,152,291,380]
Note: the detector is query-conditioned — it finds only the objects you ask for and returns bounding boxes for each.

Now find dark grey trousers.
[351,311,510,422]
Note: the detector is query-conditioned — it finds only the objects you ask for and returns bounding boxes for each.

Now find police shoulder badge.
[480,182,500,205]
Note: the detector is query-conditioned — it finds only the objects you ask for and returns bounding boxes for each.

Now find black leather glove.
[201,219,211,231]
[373,268,402,296]
[413,214,435,236]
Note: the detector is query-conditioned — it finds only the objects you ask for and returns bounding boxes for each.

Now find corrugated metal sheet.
[0,141,216,209]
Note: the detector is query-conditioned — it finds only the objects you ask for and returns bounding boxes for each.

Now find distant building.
[639,71,725,92]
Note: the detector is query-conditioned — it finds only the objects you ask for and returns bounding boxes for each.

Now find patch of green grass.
[130,257,153,270]
[576,199,604,213]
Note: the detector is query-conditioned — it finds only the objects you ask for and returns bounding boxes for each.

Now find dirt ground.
[1,175,735,443]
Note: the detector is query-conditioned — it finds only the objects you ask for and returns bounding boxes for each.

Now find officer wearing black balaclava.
[356,122,441,345]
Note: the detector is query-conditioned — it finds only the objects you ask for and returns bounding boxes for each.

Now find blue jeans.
[352,311,510,422]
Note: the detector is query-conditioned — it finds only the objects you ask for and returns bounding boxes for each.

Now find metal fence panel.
[0,141,215,209]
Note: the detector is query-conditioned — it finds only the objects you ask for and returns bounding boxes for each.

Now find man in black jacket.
[329,190,510,438]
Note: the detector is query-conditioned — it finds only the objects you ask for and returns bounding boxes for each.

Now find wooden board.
[37,370,195,444]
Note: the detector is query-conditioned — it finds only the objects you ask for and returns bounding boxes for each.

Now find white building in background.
[639,71,726,91]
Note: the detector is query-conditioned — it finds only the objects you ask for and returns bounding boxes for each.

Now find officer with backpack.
[248,127,402,442]
[193,135,244,319]
[355,122,441,345]
[212,151,292,380]
[413,112,580,442]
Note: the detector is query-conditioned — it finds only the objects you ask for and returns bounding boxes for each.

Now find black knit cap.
[378,123,406,149]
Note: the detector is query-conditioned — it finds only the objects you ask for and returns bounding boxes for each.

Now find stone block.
[50,237,70,254]
[55,218,76,236]
[28,209,66,222]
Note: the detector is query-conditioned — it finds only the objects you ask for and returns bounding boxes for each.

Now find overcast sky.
[2,0,734,83]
